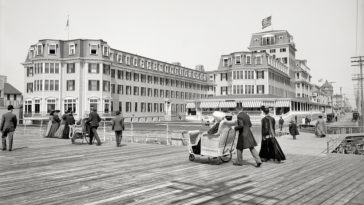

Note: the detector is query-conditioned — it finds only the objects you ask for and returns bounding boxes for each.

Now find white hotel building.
[23,39,210,122]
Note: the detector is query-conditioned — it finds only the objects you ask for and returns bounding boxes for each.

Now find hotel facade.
[22,39,210,122]
[23,30,333,122]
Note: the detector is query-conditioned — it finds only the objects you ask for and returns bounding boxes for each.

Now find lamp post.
[351,56,364,126]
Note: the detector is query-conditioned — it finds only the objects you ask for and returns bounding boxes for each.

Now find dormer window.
[90,44,98,55]
[235,55,241,64]
[223,58,229,67]
[103,46,109,56]
[147,61,151,69]
[28,48,34,59]
[125,56,130,65]
[69,43,75,55]
[48,44,56,55]
[133,57,138,66]
[140,59,145,68]
[36,44,43,55]
[246,55,251,64]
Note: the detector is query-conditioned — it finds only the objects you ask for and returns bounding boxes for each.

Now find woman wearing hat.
[46,110,61,138]
[259,106,286,163]
[315,115,326,138]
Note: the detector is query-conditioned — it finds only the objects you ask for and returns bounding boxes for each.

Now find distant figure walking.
[259,106,286,163]
[46,110,61,138]
[62,109,75,139]
[315,115,327,138]
[289,120,299,140]
[112,111,125,147]
[233,107,262,167]
[86,107,102,145]
[278,116,284,131]
[1,105,17,151]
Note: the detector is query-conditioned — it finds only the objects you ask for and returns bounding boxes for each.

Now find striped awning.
[275,100,290,107]
[186,103,195,109]
[262,101,275,107]
[242,101,262,108]
[200,101,220,108]
[219,101,236,108]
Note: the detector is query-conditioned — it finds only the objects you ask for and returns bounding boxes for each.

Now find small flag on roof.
[262,16,272,29]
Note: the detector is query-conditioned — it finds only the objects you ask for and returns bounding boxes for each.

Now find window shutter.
[97,80,100,91]
[97,64,100,73]
[88,80,91,91]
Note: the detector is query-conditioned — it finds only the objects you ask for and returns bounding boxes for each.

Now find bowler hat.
[7,105,14,110]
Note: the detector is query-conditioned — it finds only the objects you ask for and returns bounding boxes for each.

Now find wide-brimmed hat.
[7,105,14,110]
[212,111,225,122]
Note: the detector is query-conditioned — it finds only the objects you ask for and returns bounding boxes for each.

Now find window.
[235,55,241,64]
[7,94,10,100]
[103,46,109,56]
[103,81,110,92]
[55,63,59,73]
[133,58,138,66]
[154,77,158,84]
[50,80,54,91]
[103,64,110,75]
[55,80,59,91]
[134,73,139,82]
[282,57,288,64]
[126,102,131,112]
[160,103,164,113]
[147,61,152,69]
[133,86,139,95]
[257,71,264,79]
[90,44,98,55]
[88,63,99,73]
[256,56,262,65]
[223,58,229,67]
[111,69,115,78]
[269,49,276,53]
[296,73,300,79]
[117,70,123,79]
[48,44,56,54]
[126,86,131,95]
[154,103,158,112]
[297,83,301,88]
[47,99,56,113]
[64,99,76,113]
[126,72,131,80]
[280,48,286,52]
[90,99,98,111]
[67,63,75,73]
[117,85,122,94]
[141,87,146,96]
[148,103,152,112]
[160,89,164,98]
[154,89,158,97]
[45,63,49,73]
[257,85,265,94]
[104,99,110,113]
[117,54,123,63]
[67,80,75,91]
[14,94,17,100]
[34,99,40,113]
[88,80,100,91]
[126,56,130,65]
[25,100,32,113]
[147,88,152,97]
[118,102,122,112]
[246,56,251,64]
[141,74,146,83]
[69,43,75,55]
[36,44,43,55]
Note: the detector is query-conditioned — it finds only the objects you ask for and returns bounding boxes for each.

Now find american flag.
[65,15,69,30]
[262,16,272,29]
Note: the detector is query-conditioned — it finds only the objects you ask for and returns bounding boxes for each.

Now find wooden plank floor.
[0,128,364,205]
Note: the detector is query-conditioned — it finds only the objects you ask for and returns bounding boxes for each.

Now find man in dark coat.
[86,107,102,145]
[289,120,299,140]
[112,111,125,147]
[233,107,262,167]
[1,105,17,151]
[279,116,284,131]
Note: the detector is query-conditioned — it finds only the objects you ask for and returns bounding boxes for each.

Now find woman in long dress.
[55,114,67,138]
[46,110,61,138]
[259,106,286,162]
[315,115,326,137]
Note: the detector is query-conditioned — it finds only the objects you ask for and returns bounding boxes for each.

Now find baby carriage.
[185,119,237,163]
[70,118,94,144]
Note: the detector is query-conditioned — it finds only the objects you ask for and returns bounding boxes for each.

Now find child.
[289,119,299,140]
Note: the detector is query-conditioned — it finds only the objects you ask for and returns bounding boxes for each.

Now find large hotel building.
[22,30,332,122]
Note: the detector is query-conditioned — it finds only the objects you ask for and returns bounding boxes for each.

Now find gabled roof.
[4,83,22,95]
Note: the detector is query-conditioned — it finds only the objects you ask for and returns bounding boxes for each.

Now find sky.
[0,0,363,107]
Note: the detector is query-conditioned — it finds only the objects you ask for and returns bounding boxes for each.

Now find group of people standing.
[45,108,75,139]
[233,106,286,167]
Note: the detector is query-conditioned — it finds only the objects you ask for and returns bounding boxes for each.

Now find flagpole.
[67,15,70,40]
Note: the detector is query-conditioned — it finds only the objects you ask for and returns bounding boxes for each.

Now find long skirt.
[46,123,60,138]
[44,121,52,137]
[54,125,65,138]
[62,124,70,139]
[259,137,286,161]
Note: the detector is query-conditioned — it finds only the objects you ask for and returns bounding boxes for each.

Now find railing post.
[166,122,169,145]
[327,140,330,154]
[103,120,106,142]
[40,119,43,136]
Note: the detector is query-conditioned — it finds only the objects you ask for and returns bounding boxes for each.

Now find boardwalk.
[0,129,363,205]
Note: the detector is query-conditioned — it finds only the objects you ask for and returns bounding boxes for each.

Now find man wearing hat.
[86,107,102,145]
[0,105,18,151]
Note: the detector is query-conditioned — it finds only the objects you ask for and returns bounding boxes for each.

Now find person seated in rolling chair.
[190,111,234,155]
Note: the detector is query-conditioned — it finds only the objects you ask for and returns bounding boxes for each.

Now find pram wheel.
[189,154,195,161]
[219,153,232,163]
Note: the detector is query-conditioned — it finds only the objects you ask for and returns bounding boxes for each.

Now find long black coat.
[87,111,101,128]
[261,115,276,137]
[235,111,257,150]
